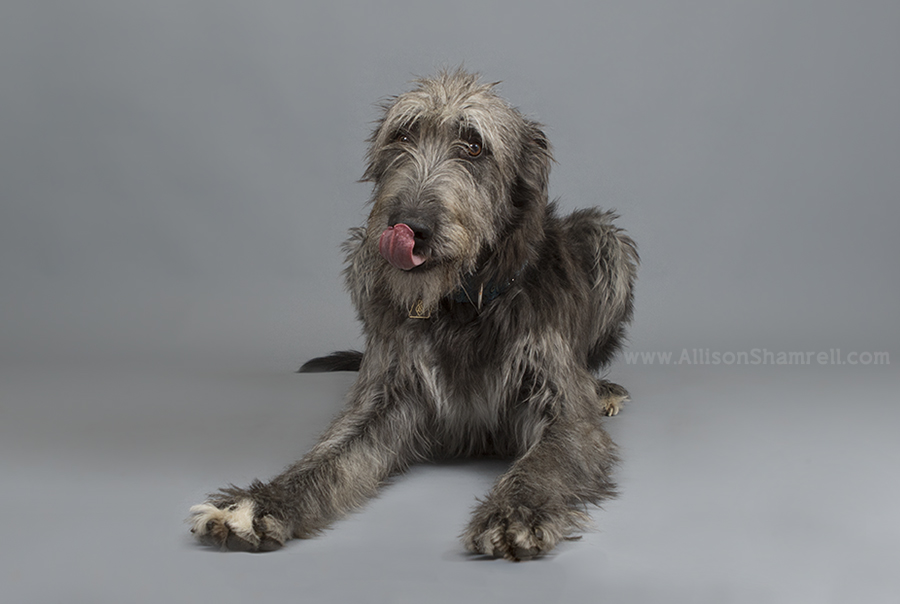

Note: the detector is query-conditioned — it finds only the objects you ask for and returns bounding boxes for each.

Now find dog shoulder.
[558,208,639,288]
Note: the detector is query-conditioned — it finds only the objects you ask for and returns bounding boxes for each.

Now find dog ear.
[511,120,552,209]
[488,120,552,277]
[362,124,387,183]
[361,99,400,183]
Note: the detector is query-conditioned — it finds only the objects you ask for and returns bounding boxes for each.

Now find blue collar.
[449,265,525,309]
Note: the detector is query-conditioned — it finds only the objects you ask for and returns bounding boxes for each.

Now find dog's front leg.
[189,379,428,552]
[463,396,618,561]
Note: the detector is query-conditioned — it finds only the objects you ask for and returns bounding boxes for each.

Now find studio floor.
[3,358,897,603]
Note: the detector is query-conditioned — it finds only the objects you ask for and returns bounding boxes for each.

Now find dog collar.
[450,277,512,308]
[451,262,527,309]
[407,265,527,319]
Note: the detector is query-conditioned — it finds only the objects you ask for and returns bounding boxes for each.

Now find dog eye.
[396,133,411,144]
[465,141,482,157]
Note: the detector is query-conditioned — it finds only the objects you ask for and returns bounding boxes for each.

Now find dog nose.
[388,219,432,242]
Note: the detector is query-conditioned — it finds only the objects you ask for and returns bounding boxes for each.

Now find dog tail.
[297,350,363,373]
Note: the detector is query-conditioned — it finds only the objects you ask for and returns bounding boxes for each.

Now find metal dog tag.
[408,300,431,319]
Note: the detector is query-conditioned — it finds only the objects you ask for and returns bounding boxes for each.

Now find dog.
[189,69,638,561]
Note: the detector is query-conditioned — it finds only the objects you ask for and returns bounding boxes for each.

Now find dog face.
[360,70,552,312]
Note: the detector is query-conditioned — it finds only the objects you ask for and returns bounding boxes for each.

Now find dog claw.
[188,499,288,553]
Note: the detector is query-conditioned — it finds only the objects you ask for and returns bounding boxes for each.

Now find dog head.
[359,69,552,312]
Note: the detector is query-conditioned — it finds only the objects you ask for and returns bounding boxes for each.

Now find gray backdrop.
[2,1,898,603]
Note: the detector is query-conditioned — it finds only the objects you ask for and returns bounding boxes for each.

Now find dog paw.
[602,394,627,416]
[463,502,577,561]
[597,380,629,416]
[188,499,288,552]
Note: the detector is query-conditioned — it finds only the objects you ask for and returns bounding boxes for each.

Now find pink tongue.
[378,223,426,270]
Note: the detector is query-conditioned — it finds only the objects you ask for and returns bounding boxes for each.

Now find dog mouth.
[378,223,429,271]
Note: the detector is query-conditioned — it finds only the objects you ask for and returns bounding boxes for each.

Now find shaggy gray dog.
[189,70,638,561]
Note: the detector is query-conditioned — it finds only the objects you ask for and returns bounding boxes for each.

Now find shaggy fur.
[189,69,638,561]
